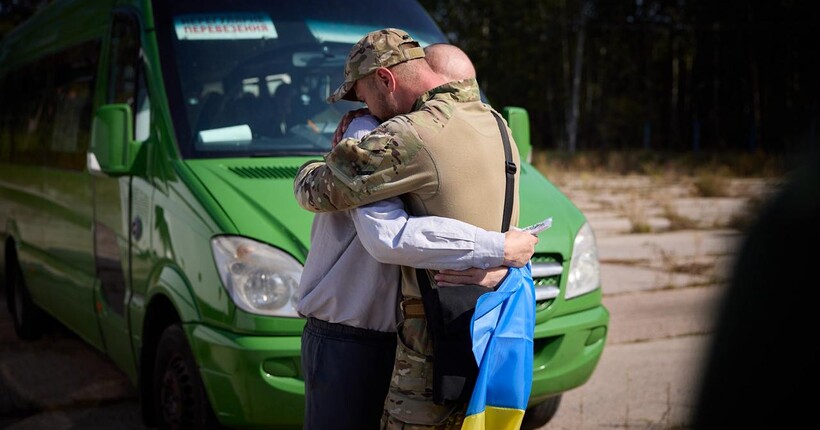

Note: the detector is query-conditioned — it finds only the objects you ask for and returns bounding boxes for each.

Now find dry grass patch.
[723,193,770,232]
[661,202,700,230]
[649,240,713,277]
[619,193,653,233]
[531,149,787,179]
[692,172,731,197]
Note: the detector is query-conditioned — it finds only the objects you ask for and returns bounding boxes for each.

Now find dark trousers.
[301,317,397,430]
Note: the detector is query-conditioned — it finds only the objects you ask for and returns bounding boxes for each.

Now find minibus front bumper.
[186,324,305,430]
[186,304,608,427]
[528,304,610,404]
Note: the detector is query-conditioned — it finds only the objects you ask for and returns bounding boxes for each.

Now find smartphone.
[521,217,553,235]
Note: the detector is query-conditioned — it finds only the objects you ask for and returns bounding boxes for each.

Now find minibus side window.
[134,70,150,142]
[108,12,147,141]
[47,40,101,171]
[0,40,99,170]
[6,62,49,166]
[0,76,11,163]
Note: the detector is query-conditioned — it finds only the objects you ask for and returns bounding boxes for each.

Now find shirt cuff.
[472,230,505,269]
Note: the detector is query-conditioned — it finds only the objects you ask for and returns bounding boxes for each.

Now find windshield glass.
[152,0,449,159]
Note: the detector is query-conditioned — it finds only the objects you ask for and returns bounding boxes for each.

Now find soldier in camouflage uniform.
[294,28,522,429]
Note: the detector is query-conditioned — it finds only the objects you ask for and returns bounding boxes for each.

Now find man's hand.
[434,267,509,288]
[503,229,538,267]
[332,108,371,147]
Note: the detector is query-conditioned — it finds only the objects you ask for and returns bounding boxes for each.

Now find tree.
[420,0,819,154]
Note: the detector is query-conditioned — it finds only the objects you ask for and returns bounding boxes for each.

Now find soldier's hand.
[332,108,371,147]
[434,267,508,288]
[503,229,538,267]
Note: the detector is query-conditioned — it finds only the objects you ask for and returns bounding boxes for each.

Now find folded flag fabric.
[461,262,535,430]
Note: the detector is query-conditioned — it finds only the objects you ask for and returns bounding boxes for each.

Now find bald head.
[424,43,476,82]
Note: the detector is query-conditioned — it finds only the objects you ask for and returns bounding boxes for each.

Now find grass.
[531,148,786,235]
[662,202,700,230]
[724,193,771,232]
[530,149,788,182]
[692,173,731,197]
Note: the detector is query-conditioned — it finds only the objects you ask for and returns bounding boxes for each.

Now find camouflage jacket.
[294,78,484,213]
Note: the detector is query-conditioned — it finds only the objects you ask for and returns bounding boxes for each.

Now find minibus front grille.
[531,253,562,309]
[229,166,300,179]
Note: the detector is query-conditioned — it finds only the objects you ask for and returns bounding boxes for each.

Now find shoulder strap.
[491,111,516,233]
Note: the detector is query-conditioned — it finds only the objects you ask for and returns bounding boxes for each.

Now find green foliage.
[418,0,819,155]
[420,0,574,148]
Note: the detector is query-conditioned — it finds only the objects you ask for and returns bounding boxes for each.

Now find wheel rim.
[159,353,194,429]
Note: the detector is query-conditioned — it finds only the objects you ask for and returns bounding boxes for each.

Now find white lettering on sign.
[174,13,278,40]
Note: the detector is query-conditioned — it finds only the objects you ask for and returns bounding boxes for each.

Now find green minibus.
[0,0,609,428]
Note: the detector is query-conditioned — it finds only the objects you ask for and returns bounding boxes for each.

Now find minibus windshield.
[153,0,449,159]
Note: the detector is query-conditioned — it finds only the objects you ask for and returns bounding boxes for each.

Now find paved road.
[0,176,769,429]
[538,177,759,429]
[541,230,734,429]
[0,293,145,429]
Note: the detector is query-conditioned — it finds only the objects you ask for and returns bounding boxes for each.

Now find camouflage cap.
[327,28,426,103]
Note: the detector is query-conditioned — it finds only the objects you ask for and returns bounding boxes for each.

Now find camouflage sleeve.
[293,124,428,212]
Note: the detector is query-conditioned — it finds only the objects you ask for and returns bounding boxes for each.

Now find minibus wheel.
[153,324,221,430]
[521,394,562,430]
[9,262,44,340]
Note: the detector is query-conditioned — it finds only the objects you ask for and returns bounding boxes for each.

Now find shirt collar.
[412,78,481,111]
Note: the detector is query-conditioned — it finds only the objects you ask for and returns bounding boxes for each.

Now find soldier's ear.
[374,67,396,93]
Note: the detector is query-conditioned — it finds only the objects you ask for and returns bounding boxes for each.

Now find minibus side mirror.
[502,106,532,164]
[89,103,143,176]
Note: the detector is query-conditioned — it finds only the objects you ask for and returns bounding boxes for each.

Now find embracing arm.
[293,122,434,213]
[352,198,537,271]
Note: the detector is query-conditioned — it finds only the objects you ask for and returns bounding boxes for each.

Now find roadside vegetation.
[532,149,788,236]
[531,149,788,181]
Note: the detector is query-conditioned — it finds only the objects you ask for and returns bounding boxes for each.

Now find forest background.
[3,0,817,175]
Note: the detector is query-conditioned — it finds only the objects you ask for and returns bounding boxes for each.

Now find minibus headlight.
[565,222,601,299]
[211,236,303,317]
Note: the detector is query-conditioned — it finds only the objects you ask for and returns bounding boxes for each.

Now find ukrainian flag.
[461,262,535,430]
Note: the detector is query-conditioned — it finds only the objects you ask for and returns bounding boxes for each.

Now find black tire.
[153,324,222,430]
[8,262,44,340]
[521,395,563,430]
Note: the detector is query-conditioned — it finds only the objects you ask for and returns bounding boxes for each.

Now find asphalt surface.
[0,176,776,429]
[0,298,145,429]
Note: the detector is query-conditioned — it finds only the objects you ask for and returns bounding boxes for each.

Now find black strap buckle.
[505,161,518,175]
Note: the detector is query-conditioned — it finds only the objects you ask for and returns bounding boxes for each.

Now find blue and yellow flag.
[461,262,535,430]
